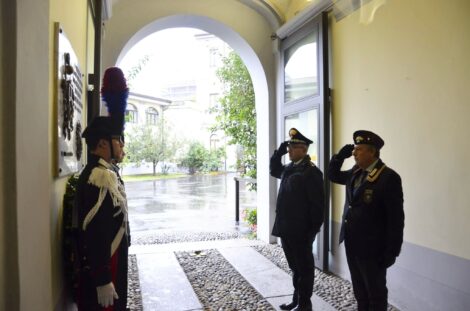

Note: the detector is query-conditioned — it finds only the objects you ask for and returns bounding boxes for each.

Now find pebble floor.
[252,244,399,311]
[127,254,143,311]
[176,249,275,310]
[127,232,400,311]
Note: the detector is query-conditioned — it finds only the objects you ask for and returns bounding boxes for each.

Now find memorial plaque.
[55,23,84,177]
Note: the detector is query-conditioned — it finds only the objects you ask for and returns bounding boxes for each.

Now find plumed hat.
[81,116,115,140]
[101,67,129,136]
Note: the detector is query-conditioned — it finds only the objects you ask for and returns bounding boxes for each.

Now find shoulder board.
[367,164,387,182]
[88,166,118,190]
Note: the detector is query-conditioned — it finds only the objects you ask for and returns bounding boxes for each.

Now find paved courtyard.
[126,173,256,238]
[125,173,398,311]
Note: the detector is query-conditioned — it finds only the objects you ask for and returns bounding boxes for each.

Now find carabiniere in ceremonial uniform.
[76,67,130,311]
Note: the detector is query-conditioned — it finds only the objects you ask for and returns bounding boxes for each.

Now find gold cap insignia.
[289,129,297,137]
[355,136,364,143]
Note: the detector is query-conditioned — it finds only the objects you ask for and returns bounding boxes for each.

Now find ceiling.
[108,0,311,24]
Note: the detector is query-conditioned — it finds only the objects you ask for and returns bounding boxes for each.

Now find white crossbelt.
[111,225,126,256]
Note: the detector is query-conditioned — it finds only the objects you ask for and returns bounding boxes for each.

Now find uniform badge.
[363,189,373,203]
[355,136,364,144]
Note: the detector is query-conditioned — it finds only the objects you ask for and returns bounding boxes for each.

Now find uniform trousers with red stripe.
[77,239,128,311]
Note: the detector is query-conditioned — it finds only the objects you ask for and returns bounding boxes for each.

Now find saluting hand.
[277,141,289,156]
[336,144,354,160]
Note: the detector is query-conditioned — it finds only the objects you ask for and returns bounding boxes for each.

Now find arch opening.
[114,14,273,242]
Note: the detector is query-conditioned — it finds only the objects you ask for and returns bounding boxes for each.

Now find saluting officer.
[270,128,325,311]
[328,130,404,311]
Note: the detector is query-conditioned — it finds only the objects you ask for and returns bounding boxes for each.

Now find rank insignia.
[363,189,373,203]
[355,136,364,143]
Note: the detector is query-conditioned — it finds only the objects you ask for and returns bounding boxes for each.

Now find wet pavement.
[125,173,257,237]
[124,172,392,311]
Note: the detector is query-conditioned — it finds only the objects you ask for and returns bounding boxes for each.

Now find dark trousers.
[77,241,129,311]
[345,247,388,311]
[281,235,315,307]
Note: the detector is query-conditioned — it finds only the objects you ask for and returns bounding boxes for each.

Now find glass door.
[284,110,319,166]
[280,12,330,270]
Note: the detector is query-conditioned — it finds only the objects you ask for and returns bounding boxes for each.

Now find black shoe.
[292,306,312,311]
[279,302,298,310]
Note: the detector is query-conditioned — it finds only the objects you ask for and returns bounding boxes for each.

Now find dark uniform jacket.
[328,156,404,259]
[76,154,129,309]
[270,151,324,239]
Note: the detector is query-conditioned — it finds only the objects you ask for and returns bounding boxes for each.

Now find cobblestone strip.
[252,244,399,311]
[127,254,144,311]
[132,231,245,245]
[175,249,275,311]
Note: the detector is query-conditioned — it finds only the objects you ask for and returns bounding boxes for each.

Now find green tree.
[125,120,179,175]
[125,55,150,88]
[179,142,207,174]
[203,147,226,172]
[210,51,256,179]
[179,142,225,174]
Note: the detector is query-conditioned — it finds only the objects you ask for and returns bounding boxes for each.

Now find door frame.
[278,12,330,271]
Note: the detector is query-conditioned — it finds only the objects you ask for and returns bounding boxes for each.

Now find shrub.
[243,208,257,238]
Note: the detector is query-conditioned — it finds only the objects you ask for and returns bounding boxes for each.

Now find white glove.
[96,282,119,307]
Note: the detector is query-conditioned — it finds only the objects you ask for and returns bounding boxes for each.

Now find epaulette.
[88,165,118,190]
[366,164,387,182]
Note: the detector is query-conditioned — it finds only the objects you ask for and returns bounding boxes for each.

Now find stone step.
[219,246,336,311]
[134,239,336,311]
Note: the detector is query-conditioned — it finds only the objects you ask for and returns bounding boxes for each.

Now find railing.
[234,176,257,223]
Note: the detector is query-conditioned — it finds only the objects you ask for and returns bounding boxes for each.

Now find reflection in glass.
[284,109,319,166]
[284,31,318,102]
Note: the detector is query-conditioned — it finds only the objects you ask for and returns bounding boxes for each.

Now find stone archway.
[113,14,275,242]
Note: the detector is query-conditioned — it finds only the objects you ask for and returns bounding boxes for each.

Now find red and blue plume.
[101,67,129,134]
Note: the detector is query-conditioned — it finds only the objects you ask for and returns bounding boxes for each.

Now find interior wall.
[1,1,19,310]
[326,1,470,309]
[9,0,89,310]
[330,0,470,260]
[16,0,53,309]
[49,1,89,309]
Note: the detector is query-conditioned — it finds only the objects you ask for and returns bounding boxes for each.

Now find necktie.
[354,170,368,191]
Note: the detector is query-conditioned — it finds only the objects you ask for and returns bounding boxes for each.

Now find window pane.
[284,109,318,165]
[126,110,137,123]
[284,30,318,103]
[126,104,138,123]
[146,108,159,125]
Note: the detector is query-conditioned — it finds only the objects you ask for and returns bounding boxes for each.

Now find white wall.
[16,0,53,309]
[330,0,470,259]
